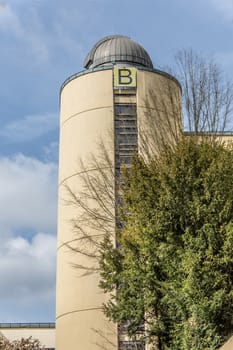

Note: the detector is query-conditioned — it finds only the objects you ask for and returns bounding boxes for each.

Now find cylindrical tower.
[56,35,182,350]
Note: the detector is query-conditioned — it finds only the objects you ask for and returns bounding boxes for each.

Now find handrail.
[0,322,55,328]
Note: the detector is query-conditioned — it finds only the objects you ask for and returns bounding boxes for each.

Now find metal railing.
[0,322,55,328]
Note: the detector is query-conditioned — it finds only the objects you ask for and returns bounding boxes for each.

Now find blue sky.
[0,0,232,323]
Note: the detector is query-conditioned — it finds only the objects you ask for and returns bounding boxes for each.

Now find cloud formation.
[209,0,233,19]
[0,0,86,65]
[43,141,59,163]
[0,154,57,321]
[0,1,50,62]
[0,232,56,301]
[0,232,56,322]
[0,154,57,232]
[0,113,58,144]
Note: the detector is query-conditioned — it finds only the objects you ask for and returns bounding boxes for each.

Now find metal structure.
[84,35,153,69]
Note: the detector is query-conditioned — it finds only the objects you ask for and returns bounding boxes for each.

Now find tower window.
[114,103,138,173]
[119,341,145,350]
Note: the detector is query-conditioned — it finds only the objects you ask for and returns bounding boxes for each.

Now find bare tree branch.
[175,49,233,136]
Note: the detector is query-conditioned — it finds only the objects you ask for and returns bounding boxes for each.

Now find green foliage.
[99,138,233,349]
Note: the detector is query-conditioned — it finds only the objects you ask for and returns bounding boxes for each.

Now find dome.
[84,35,153,69]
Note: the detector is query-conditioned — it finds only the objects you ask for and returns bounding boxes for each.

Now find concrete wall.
[56,66,182,350]
[56,69,117,350]
[219,336,233,350]
[137,69,182,158]
[0,325,55,348]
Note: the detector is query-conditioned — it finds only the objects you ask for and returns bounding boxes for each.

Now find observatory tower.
[56,35,182,350]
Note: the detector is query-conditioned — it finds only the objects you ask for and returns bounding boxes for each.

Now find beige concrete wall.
[56,66,182,350]
[219,336,233,350]
[56,69,117,350]
[137,70,182,157]
[216,134,233,145]
[0,328,55,348]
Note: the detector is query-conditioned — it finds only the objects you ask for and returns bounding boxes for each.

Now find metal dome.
[84,35,153,69]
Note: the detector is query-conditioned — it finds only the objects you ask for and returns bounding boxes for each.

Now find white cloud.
[0,113,58,143]
[0,2,49,62]
[0,154,57,233]
[0,154,57,321]
[209,0,233,19]
[0,3,20,31]
[0,1,86,64]
[43,141,59,162]
[0,233,56,301]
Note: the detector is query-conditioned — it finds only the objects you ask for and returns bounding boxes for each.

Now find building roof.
[84,35,153,69]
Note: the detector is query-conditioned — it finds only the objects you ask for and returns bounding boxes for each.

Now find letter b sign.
[114,67,136,88]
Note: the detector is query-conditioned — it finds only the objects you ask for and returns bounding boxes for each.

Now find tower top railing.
[0,322,55,328]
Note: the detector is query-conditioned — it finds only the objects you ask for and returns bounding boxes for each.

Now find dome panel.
[84,35,153,69]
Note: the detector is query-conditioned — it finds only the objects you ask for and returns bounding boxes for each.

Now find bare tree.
[138,75,183,159]
[175,49,233,135]
[0,336,44,350]
[63,140,116,275]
